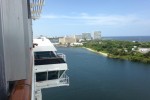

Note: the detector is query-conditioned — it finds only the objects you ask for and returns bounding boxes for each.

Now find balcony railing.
[59,74,69,86]
[57,53,66,62]
[30,0,44,19]
[36,74,69,90]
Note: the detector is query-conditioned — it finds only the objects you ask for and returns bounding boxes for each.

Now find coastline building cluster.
[50,31,101,46]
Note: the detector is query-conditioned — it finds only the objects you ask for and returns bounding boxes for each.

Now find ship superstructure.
[33,37,69,100]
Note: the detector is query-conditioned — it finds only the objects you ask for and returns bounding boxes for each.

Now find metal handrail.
[30,0,44,19]
[57,53,66,62]
[59,74,69,85]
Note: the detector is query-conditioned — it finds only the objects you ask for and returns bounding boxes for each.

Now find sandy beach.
[83,47,108,57]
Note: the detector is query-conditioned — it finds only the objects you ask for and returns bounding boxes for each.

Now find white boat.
[33,37,69,100]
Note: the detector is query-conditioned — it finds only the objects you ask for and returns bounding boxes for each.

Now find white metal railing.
[30,0,44,19]
[57,53,66,62]
[35,74,69,90]
[59,74,69,86]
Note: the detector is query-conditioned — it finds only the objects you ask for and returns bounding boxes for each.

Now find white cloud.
[41,13,150,26]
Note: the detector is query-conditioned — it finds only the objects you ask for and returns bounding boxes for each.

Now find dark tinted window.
[36,72,47,82]
[34,51,56,59]
[34,58,65,65]
[48,71,58,80]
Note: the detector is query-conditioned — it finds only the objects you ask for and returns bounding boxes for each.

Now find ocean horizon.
[103,36,150,42]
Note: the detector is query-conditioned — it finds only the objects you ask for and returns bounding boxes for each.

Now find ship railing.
[35,73,69,90]
[57,53,66,62]
[30,0,45,19]
[59,74,69,86]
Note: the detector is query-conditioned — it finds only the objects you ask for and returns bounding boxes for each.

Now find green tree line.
[83,40,150,63]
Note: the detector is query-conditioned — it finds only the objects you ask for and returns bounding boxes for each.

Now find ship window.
[36,72,47,82]
[34,58,65,65]
[48,71,58,80]
[59,70,65,78]
[34,51,56,59]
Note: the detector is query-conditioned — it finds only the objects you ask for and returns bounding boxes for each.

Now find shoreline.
[83,47,108,57]
[83,47,150,64]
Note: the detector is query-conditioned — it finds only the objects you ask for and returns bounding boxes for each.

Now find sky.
[33,0,150,37]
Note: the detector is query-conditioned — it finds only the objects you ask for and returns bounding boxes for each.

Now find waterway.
[43,47,150,100]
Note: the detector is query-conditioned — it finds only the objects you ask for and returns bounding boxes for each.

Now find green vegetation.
[83,40,150,63]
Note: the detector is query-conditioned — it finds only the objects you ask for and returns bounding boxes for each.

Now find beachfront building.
[74,35,82,42]
[59,36,76,45]
[82,33,92,40]
[93,31,101,40]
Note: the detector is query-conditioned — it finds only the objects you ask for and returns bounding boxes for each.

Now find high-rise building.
[94,31,101,40]
[82,33,92,40]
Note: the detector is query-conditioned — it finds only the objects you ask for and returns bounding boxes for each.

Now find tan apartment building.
[59,36,76,44]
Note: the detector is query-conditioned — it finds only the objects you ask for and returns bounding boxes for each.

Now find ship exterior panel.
[0,0,33,99]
